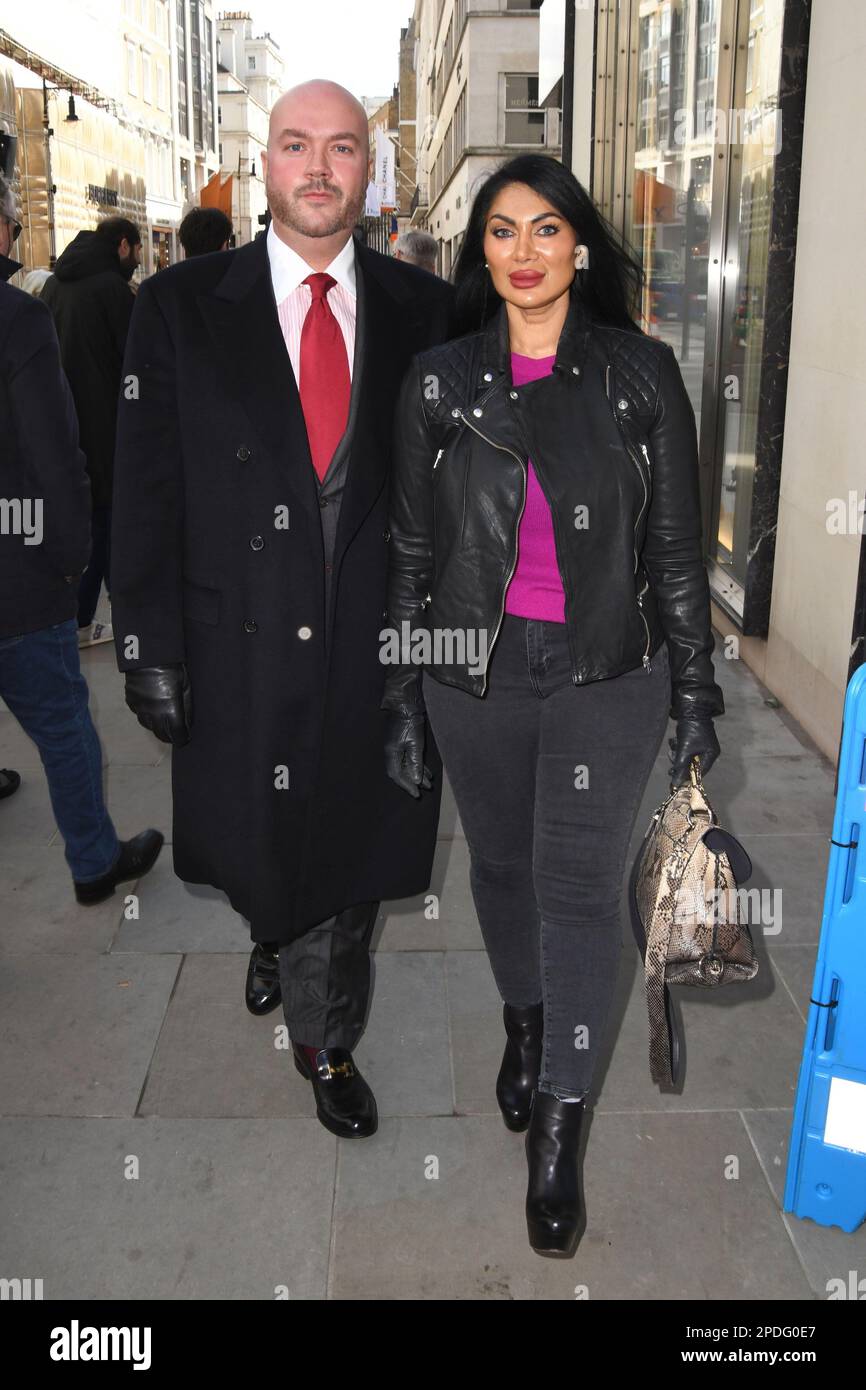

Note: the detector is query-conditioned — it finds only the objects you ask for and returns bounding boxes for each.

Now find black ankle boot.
[496,1002,543,1131]
[525,1089,587,1257]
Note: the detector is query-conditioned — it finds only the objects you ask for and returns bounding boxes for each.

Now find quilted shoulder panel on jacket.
[413,321,672,428]
[601,326,668,420]
[415,333,484,429]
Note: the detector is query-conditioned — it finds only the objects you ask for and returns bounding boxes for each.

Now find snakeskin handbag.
[628,754,758,1086]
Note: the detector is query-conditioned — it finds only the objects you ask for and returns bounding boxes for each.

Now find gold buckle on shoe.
[319,1059,355,1080]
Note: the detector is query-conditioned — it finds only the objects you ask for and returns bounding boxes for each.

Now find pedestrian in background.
[394,228,438,275]
[179,207,233,258]
[0,176,162,903]
[41,217,142,648]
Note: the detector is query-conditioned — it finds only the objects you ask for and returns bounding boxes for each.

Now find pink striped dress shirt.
[266,220,356,386]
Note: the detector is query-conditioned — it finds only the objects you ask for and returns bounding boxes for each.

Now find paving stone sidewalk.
[1,624,859,1300]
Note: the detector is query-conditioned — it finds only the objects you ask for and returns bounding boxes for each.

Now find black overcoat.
[40,231,134,508]
[111,233,454,942]
[0,262,92,640]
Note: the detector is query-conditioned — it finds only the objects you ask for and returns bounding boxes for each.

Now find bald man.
[111,81,454,1137]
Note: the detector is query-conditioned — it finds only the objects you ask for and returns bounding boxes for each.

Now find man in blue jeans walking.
[0,177,162,902]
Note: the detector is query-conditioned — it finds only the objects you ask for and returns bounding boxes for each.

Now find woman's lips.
[509,271,544,285]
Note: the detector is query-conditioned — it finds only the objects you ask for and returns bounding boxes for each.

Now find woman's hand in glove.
[668,713,720,790]
[384,711,433,798]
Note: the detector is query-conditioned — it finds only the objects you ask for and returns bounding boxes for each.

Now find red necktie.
[298,272,351,483]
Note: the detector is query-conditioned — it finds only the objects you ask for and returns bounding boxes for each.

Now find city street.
[0,610,858,1300]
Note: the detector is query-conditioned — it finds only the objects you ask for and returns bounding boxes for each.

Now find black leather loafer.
[245,942,282,1015]
[73,828,164,905]
[292,1043,378,1138]
[496,1001,543,1131]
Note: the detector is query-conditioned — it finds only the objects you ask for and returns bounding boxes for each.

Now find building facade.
[0,0,219,274]
[542,0,862,762]
[216,12,283,246]
[411,0,559,278]
[172,0,220,246]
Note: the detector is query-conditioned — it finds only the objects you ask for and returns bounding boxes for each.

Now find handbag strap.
[645,873,678,1086]
[645,757,705,1084]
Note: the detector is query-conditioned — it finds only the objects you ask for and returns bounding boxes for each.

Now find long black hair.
[451,153,644,335]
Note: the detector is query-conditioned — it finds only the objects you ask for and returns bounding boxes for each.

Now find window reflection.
[714,0,784,593]
[628,0,784,608]
[632,0,719,435]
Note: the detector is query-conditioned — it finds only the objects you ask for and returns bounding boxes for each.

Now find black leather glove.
[668,713,720,790]
[384,711,433,799]
[125,665,192,747]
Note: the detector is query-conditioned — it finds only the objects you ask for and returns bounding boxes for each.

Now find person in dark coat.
[41,217,141,645]
[111,80,454,1138]
[0,177,162,901]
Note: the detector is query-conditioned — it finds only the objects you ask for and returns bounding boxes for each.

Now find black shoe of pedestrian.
[292,1043,378,1139]
[73,829,164,905]
[496,1001,543,1132]
[0,768,21,800]
[525,1090,587,1258]
[245,942,282,1016]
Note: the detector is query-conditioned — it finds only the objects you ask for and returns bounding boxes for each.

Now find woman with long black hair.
[381,154,724,1257]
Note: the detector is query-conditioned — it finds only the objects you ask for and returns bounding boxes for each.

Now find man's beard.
[266,176,365,238]
[118,252,137,281]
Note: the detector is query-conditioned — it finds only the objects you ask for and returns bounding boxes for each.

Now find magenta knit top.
[503,352,566,623]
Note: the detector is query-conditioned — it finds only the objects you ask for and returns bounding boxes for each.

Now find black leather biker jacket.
[381,287,725,724]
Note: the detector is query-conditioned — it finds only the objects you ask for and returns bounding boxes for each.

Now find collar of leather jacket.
[478,285,593,379]
[420,286,661,436]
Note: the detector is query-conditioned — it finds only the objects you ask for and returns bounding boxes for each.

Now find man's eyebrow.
[276,128,360,142]
[487,211,563,226]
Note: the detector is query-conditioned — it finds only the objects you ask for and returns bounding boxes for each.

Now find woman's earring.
[574,244,589,271]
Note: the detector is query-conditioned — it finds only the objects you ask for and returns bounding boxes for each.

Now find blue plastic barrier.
[784,662,866,1233]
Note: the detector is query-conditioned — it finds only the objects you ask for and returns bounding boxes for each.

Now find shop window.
[599,0,791,622]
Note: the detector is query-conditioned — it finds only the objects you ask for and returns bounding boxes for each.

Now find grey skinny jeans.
[422,613,671,1099]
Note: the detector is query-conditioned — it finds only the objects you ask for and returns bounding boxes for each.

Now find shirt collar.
[266,220,357,304]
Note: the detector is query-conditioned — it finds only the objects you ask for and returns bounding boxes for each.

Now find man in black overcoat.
[111,80,453,1137]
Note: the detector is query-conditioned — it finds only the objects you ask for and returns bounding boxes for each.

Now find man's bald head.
[261,79,370,258]
[267,80,370,161]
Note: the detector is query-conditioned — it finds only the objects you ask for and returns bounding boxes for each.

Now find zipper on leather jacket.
[625,440,652,671]
[636,574,652,672]
[456,407,526,695]
[627,441,650,570]
[607,365,653,673]
[607,365,650,572]
[520,446,581,686]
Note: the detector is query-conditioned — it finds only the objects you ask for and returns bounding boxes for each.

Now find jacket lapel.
[330,240,422,558]
[196,235,319,526]
[195,234,426,550]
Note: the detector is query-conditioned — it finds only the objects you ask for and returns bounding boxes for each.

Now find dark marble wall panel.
[848,535,866,688]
